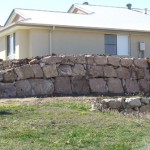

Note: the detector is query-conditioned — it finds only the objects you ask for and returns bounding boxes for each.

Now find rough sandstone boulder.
[61,56,75,65]
[43,64,58,78]
[31,64,44,78]
[140,105,150,113]
[55,77,72,94]
[87,65,103,77]
[72,64,86,76]
[0,83,16,98]
[116,67,130,79]
[134,58,148,68]
[58,65,72,76]
[29,58,39,65]
[125,97,141,108]
[3,69,17,82]
[103,66,117,78]
[30,79,54,96]
[0,64,3,70]
[108,56,120,67]
[125,79,140,93]
[94,56,107,65]
[71,77,90,95]
[86,55,94,65]
[144,69,150,80]
[141,98,150,105]
[74,55,86,64]
[15,80,32,97]
[89,78,107,93]
[41,56,62,64]
[14,65,34,80]
[121,58,133,67]
[107,78,124,94]
[135,69,145,79]
[108,98,122,109]
[138,79,150,93]
[0,71,4,81]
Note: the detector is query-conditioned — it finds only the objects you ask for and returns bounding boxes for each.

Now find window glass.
[105,34,117,55]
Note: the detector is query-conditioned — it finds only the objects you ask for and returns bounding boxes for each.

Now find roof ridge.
[14,8,68,14]
[74,3,150,11]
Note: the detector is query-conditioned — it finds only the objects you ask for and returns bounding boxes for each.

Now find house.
[1,3,150,60]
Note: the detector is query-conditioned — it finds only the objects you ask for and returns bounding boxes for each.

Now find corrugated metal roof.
[8,4,150,32]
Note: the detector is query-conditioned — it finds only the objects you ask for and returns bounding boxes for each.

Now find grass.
[0,97,150,150]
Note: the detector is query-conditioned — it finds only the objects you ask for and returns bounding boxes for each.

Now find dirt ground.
[0,96,98,106]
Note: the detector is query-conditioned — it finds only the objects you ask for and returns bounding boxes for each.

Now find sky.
[1,0,150,25]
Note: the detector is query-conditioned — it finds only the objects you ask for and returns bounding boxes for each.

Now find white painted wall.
[0,37,6,60]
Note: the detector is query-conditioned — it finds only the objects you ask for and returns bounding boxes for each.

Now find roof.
[2,4,150,33]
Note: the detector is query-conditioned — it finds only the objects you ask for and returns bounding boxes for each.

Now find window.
[105,34,129,56]
[7,33,15,59]
[105,34,117,55]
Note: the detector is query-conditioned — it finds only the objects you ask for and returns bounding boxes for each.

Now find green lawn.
[0,97,150,150]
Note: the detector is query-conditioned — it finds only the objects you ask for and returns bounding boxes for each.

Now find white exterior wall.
[0,37,6,60]
[29,29,49,57]
[15,30,29,59]
[52,30,104,55]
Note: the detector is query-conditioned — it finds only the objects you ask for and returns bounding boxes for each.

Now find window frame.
[104,34,117,55]
[6,33,16,59]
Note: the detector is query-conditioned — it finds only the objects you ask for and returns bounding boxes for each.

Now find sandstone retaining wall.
[0,55,150,98]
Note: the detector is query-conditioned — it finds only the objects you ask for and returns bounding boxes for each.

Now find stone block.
[41,56,62,64]
[14,65,34,80]
[85,55,94,65]
[94,56,107,65]
[15,80,32,97]
[31,64,44,78]
[108,56,120,67]
[0,72,3,81]
[144,69,150,80]
[43,64,58,78]
[3,60,12,69]
[138,79,149,93]
[0,83,16,98]
[140,105,150,113]
[89,78,107,93]
[125,79,140,93]
[107,78,124,94]
[125,97,141,108]
[30,79,54,96]
[108,98,122,109]
[55,77,72,94]
[87,65,103,77]
[116,67,130,79]
[141,98,150,105]
[61,55,75,65]
[0,65,3,70]
[121,58,133,67]
[58,65,72,76]
[29,58,39,65]
[71,77,90,95]
[3,69,17,82]
[72,64,86,76]
[135,69,145,79]
[104,66,117,78]
[74,55,86,64]
[134,58,148,68]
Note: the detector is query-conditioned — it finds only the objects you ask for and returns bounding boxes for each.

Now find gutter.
[1,22,150,37]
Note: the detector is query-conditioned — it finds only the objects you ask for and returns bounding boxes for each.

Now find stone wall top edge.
[0,54,149,71]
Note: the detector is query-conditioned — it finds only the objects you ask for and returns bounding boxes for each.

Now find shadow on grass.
[0,111,13,115]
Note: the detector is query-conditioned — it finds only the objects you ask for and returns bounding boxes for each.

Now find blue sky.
[0,0,150,25]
